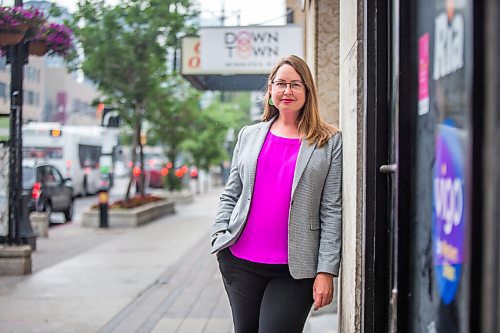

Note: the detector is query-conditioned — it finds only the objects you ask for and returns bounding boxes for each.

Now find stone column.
[296,0,363,329]
[300,0,340,127]
[315,1,340,127]
[339,0,364,331]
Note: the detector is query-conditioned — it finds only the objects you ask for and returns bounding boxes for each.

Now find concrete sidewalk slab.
[0,189,221,333]
[0,187,337,333]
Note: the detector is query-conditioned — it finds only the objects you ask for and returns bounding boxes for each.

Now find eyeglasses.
[272,80,305,93]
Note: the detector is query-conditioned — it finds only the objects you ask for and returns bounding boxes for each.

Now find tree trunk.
[166,150,178,191]
[138,124,145,196]
[125,109,143,200]
[195,160,201,194]
[125,126,137,201]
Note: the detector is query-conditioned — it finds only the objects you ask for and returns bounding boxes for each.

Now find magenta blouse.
[230,131,301,264]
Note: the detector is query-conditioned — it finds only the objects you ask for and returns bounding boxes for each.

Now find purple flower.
[0,7,72,57]
[0,6,46,28]
[29,22,73,57]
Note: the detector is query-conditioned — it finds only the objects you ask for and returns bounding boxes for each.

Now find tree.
[181,93,250,193]
[71,0,197,199]
[146,76,201,190]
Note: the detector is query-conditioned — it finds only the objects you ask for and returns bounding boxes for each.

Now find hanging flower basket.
[29,23,73,58]
[28,40,48,56]
[0,24,28,46]
[0,6,45,46]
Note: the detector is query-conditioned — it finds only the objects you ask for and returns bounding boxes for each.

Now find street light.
[5,0,36,247]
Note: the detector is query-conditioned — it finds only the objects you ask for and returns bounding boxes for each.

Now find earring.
[268,97,274,106]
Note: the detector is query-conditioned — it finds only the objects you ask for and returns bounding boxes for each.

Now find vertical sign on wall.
[418,33,430,116]
[433,123,466,305]
[430,0,470,331]
[413,0,472,331]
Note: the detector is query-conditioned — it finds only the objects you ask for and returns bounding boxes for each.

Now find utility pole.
[219,1,226,26]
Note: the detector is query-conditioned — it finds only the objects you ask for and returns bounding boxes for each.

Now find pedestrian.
[211,55,342,333]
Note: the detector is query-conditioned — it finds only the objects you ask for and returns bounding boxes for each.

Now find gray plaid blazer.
[211,118,342,279]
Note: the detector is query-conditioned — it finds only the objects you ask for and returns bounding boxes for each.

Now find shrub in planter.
[164,166,189,191]
[91,195,164,210]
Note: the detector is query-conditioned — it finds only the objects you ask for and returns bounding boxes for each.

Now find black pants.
[217,248,314,333]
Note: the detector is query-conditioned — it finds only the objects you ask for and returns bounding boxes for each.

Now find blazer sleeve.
[211,126,247,235]
[317,131,343,276]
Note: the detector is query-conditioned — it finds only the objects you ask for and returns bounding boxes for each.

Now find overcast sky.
[16,0,286,26]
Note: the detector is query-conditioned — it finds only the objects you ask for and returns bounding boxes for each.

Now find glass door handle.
[379,164,397,174]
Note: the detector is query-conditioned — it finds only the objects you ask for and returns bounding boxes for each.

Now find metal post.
[7,34,24,243]
[98,187,109,228]
[7,0,34,246]
[97,172,109,228]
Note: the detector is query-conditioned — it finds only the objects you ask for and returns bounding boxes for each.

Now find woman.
[211,55,342,332]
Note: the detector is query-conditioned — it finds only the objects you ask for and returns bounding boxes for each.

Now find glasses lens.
[273,81,304,92]
[274,82,286,90]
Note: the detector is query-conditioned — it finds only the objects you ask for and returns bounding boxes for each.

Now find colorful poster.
[433,122,466,304]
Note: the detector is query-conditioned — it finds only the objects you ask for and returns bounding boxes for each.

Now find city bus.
[22,122,110,197]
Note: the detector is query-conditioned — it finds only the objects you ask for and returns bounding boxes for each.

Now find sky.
[26,0,287,26]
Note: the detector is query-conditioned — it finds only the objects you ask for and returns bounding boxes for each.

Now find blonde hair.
[262,55,338,148]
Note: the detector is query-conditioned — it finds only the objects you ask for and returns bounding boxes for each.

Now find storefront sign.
[199,25,303,74]
[433,12,464,80]
[181,37,201,75]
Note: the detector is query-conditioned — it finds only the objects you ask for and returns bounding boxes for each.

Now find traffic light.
[96,103,105,119]
[101,107,121,128]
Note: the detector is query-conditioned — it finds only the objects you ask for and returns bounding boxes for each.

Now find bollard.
[97,188,109,228]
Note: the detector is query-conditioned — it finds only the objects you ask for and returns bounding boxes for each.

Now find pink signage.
[418,33,430,116]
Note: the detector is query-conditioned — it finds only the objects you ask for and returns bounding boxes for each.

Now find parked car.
[133,159,168,189]
[22,161,74,223]
[145,159,167,188]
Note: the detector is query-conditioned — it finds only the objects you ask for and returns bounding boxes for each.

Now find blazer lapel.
[246,119,275,191]
[292,139,317,196]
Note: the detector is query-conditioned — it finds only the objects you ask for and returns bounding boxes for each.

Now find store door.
[395,0,474,332]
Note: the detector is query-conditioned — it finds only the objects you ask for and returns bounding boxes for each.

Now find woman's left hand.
[313,272,334,311]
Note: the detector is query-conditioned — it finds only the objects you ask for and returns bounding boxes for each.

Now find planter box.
[29,212,49,238]
[0,245,32,275]
[167,190,194,205]
[81,199,175,228]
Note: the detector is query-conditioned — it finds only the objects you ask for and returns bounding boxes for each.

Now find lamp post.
[6,0,35,247]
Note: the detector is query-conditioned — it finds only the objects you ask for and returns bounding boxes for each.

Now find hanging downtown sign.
[182,25,303,75]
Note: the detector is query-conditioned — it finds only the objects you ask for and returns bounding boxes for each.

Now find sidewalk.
[0,187,337,333]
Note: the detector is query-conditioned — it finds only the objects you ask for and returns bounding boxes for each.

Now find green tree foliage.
[146,77,200,191]
[70,0,198,199]
[146,81,250,192]
[181,92,250,192]
[182,96,248,170]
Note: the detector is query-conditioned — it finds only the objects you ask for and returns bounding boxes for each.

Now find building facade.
[0,56,45,122]
[0,1,101,125]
